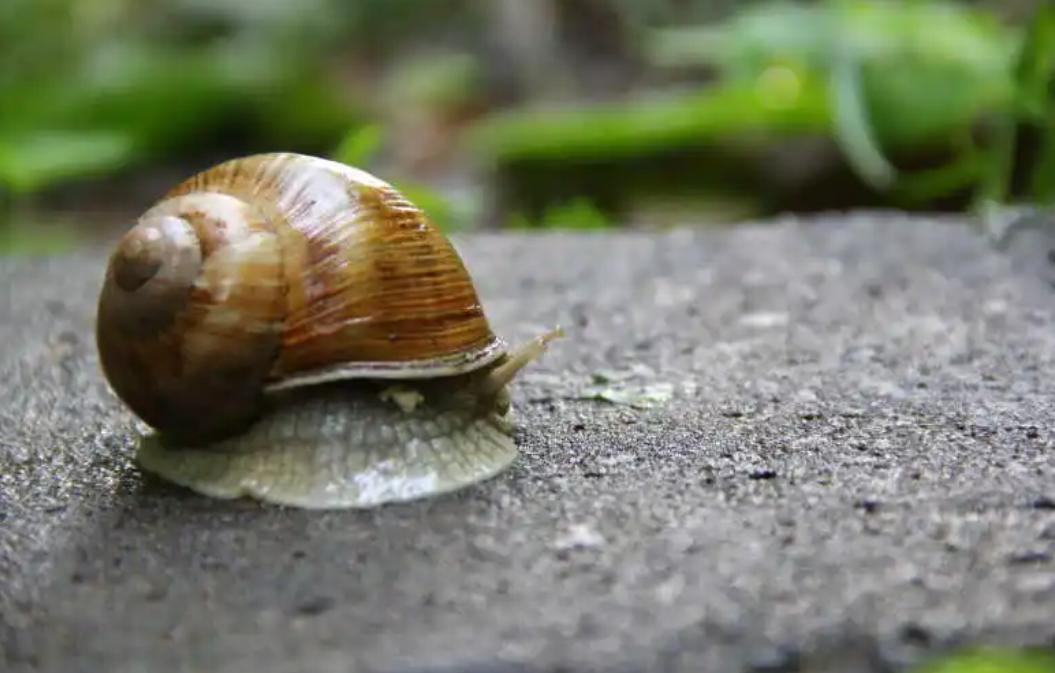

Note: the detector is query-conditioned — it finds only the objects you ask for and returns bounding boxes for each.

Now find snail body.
[96,152,561,509]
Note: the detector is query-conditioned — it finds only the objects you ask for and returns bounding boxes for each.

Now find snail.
[95,152,562,509]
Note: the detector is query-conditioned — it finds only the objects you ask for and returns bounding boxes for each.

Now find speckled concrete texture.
[2,213,1055,673]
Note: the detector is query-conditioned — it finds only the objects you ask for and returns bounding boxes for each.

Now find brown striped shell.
[95,153,505,443]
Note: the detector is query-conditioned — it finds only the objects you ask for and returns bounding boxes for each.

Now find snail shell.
[95,152,562,509]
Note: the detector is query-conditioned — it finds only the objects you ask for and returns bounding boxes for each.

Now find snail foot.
[134,381,517,509]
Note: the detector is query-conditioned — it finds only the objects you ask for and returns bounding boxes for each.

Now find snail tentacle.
[478,327,565,399]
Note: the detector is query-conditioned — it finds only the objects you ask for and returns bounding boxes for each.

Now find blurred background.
[0,0,1052,252]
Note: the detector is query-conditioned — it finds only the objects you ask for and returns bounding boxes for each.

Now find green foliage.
[0,0,361,200]
[471,81,831,162]
[649,0,1014,84]
[1,0,1052,239]
[472,0,1054,215]
[648,0,1017,147]
[509,198,614,230]
[333,124,386,168]
[910,647,1055,673]
[1014,2,1055,206]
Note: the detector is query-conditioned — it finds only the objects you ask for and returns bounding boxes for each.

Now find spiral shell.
[96,153,504,442]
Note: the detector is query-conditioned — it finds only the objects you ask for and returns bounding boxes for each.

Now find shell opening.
[262,335,509,393]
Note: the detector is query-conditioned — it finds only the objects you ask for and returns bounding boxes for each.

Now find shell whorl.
[165,153,505,387]
[96,194,286,443]
[96,153,505,441]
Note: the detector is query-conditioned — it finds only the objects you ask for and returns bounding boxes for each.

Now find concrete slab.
[2,213,1055,673]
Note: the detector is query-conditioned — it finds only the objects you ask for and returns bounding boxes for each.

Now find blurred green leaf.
[475,0,1016,164]
[1019,3,1055,205]
[648,0,1015,79]
[828,50,896,189]
[892,155,984,206]
[911,647,1055,673]
[333,124,385,167]
[0,131,136,194]
[473,0,1028,216]
[511,199,613,230]
[0,0,362,200]
[471,78,832,162]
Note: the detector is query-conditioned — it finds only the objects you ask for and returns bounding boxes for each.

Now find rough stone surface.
[3,213,1055,673]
